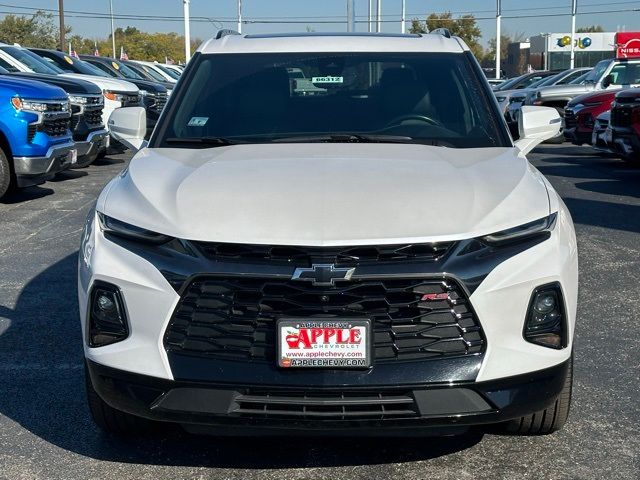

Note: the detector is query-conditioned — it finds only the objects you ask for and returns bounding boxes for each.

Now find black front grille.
[122,94,140,107]
[233,389,419,419]
[151,92,168,112]
[84,108,104,126]
[27,124,36,143]
[192,242,453,266]
[564,109,577,129]
[70,113,81,132]
[164,277,484,364]
[611,106,633,127]
[40,117,70,137]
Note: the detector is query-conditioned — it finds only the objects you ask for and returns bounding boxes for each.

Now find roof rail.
[431,28,451,38]
[215,29,241,40]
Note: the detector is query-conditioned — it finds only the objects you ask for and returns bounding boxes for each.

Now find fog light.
[88,282,128,347]
[524,283,566,349]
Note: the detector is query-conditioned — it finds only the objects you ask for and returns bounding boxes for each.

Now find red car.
[609,88,640,161]
[564,90,616,146]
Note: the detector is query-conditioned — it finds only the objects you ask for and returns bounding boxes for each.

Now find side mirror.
[601,74,613,88]
[514,106,561,155]
[108,106,147,152]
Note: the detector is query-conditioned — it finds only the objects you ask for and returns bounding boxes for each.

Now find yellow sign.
[64,55,74,64]
[112,61,120,70]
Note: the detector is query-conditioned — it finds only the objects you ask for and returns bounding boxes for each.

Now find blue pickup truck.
[0,76,75,199]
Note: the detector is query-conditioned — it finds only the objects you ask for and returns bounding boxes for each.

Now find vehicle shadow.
[92,155,125,167]
[0,253,483,469]
[0,185,54,204]
[50,170,90,182]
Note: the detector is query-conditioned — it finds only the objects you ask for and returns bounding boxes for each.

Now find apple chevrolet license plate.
[277,319,371,368]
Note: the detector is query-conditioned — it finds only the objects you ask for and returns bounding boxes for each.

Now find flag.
[93,42,100,56]
[69,42,79,59]
[120,46,129,61]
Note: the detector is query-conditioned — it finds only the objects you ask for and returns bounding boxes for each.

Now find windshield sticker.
[312,76,343,84]
[64,55,74,64]
[188,116,208,127]
[112,61,120,70]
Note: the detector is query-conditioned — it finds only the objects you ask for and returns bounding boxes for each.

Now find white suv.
[80,31,577,438]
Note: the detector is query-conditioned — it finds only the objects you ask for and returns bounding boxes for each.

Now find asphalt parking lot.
[0,145,638,480]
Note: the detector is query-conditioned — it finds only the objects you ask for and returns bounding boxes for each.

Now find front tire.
[85,365,154,436]
[0,146,12,199]
[502,355,573,435]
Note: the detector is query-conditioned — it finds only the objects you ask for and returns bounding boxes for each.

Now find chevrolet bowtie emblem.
[291,264,355,286]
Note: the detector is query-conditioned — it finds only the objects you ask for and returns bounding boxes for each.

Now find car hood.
[59,73,138,92]
[0,76,67,100]
[6,72,101,95]
[100,144,551,245]
[568,89,617,107]
[538,83,593,98]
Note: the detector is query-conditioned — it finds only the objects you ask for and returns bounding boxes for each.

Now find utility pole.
[400,0,405,34]
[347,0,355,32]
[376,0,382,33]
[495,0,501,79]
[368,0,372,32]
[183,0,191,62]
[58,0,65,52]
[109,0,116,58]
[570,0,577,68]
[237,0,242,34]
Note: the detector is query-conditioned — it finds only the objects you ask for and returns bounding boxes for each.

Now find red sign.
[616,32,640,59]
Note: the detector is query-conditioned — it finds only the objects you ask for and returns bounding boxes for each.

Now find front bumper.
[611,127,640,160]
[87,358,570,435]
[75,129,109,165]
[13,141,77,188]
[563,127,592,146]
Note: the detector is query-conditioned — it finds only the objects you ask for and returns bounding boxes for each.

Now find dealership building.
[529,32,616,70]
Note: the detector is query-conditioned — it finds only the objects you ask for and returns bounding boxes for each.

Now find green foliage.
[410,12,484,60]
[577,25,604,33]
[484,32,526,64]
[0,11,199,63]
[0,11,62,49]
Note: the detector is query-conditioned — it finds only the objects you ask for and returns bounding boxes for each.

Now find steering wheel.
[386,114,442,128]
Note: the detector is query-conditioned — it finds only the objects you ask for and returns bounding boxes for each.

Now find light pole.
[237,0,242,34]
[183,0,191,63]
[347,0,355,32]
[58,0,65,52]
[376,0,381,33]
[495,0,501,79]
[400,0,405,34]
[570,0,577,68]
[368,0,372,33]
[109,0,116,58]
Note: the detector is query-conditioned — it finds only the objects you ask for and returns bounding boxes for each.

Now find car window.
[0,46,63,74]
[608,63,640,85]
[494,74,525,91]
[584,60,609,83]
[155,64,180,80]
[156,52,509,149]
[85,60,118,77]
[112,61,144,80]
[557,70,584,85]
[137,63,166,82]
[0,56,19,72]
[518,75,545,88]
[35,53,75,73]
[569,72,589,84]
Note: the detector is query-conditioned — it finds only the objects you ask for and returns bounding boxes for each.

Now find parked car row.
[493,31,640,161]
[0,43,183,199]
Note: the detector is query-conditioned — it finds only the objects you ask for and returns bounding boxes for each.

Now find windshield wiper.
[164,136,246,147]
[271,134,415,144]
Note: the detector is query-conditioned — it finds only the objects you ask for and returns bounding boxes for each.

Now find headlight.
[103,90,126,102]
[12,97,52,112]
[481,213,557,246]
[68,95,88,105]
[139,89,149,97]
[97,212,172,244]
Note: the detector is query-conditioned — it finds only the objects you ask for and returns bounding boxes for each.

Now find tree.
[577,25,604,33]
[410,12,483,60]
[483,31,526,65]
[0,11,63,49]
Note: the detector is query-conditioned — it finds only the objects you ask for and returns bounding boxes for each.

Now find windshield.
[112,60,144,79]
[494,74,525,91]
[0,46,63,74]
[155,63,180,80]
[569,71,589,84]
[155,52,509,149]
[134,63,166,82]
[584,60,610,83]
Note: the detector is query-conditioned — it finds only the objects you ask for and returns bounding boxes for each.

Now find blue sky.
[5,1,640,47]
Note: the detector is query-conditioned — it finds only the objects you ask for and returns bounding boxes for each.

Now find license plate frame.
[277,318,372,369]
